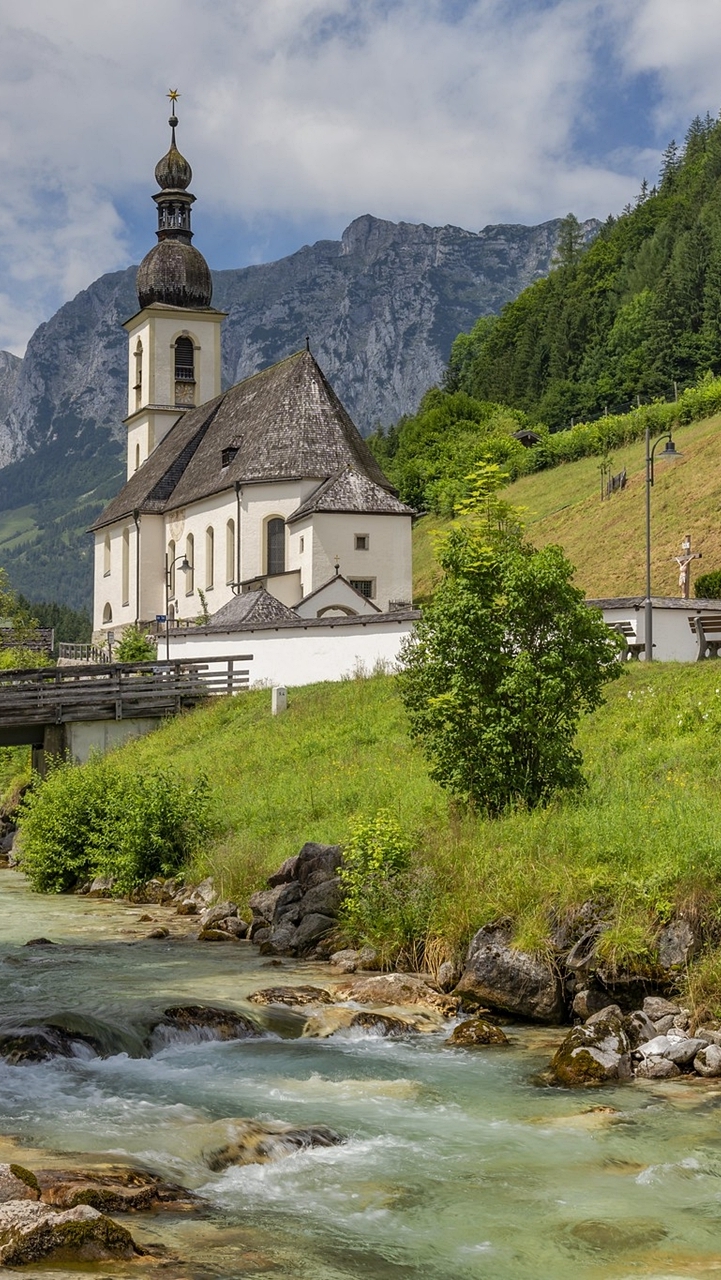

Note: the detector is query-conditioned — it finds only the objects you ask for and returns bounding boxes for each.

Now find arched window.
[226,519,235,585]
[267,518,285,576]
[205,526,214,589]
[103,532,111,577]
[134,340,143,410]
[121,528,130,607]
[174,336,196,407]
[175,336,194,379]
[102,602,113,625]
[185,533,195,594]
[167,539,176,597]
[135,442,140,472]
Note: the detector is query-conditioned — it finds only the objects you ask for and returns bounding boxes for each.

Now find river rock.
[0,1026,81,1065]
[175,900,198,915]
[696,1026,721,1047]
[330,948,360,972]
[197,926,237,942]
[643,996,681,1021]
[0,1164,39,1203]
[295,842,343,888]
[266,855,299,887]
[334,973,457,1017]
[302,1008,416,1038]
[222,917,248,938]
[635,1056,681,1079]
[547,1012,632,1086]
[0,1201,141,1266]
[357,945,379,970]
[657,918,696,969]
[297,878,342,919]
[693,1044,721,1077]
[455,925,564,1023]
[586,1004,622,1025]
[636,1034,708,1066]
[151,1005,263,1044]
[448,1018,509,1047]
[258,923,299,956]
[295,913,336,949]
[199,902,238,929]
[86,876,115,899]
[175,877,216,912]
[572,987,614,1021]
[623,1009,658,1049]
[248,885,286,927]
[247,985,333,1007]
[205,1119,343,1170]
[437,960,461,992]
[35,1166,196,1213]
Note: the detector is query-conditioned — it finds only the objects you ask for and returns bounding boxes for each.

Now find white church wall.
[164,491,237,622]
[310,512,412,609]
[93,522,139,634]
[239,481,314,587]
[138,515,166,622]
[167,615,417,687]
[595,600,713,662]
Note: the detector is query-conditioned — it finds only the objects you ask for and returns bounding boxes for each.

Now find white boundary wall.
[168,614,418,687]
[589,597,721,662]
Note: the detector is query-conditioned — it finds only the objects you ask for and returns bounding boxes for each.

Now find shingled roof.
[91,349,393,531]
[207,587,300,629]
[287,467,414,523]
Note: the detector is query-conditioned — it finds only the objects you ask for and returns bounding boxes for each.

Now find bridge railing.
[58,642,112,664]
[0,655,254,728]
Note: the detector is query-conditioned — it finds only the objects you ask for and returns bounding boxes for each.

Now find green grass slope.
[87,663,721,1014]
[413,411,721,600]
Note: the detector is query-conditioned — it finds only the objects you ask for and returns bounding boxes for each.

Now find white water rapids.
[1,872,720,1278]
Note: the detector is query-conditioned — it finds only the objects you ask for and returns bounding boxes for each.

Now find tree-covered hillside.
[447,113,721,426]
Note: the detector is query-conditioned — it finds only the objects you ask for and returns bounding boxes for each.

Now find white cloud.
[0,0,685,352]
[613,0,721,128]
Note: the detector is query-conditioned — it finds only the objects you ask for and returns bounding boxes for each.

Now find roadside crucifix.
[673,535,702,599]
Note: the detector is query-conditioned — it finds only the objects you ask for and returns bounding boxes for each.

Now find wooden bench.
[689,613,721,660]
[608,620,644,660]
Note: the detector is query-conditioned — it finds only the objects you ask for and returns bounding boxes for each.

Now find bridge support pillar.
[32,725,67,778]
[64,718,160,764]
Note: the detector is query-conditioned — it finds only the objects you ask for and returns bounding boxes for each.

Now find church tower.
[122,93,225,479]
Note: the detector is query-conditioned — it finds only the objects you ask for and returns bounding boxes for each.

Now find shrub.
[18,757,211,894]
[338,810,411,943]
[399,478,623,814]
[115,626,156,662]
[695,570,721,599]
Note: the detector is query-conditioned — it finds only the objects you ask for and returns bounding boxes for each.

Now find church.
[91,103,414,658]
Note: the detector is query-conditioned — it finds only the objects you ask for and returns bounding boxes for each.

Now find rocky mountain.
[0,213,599,609]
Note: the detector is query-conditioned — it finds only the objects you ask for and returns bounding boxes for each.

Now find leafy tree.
[115,625,156,662]
[398,485,621,814]
[0,567,49,669]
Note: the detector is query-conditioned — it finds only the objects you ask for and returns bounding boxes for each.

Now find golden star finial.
[167,89,180,104]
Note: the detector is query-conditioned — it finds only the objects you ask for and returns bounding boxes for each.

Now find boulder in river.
[693,1044,721,1077]
[150,1005,263,1045]
[333,973,457,1017]
[247,985,333,1008]
[635,1034,708,1066]
[0,1164,39,1203]
[205,1119,343,1170]
[547,1009,632,1086]
[0,1201,141,1266]
[455,925,564,1023]
[34,1165,197,1213]
[301,1008,427,1038]
[248,844,344,954]
[447,1017,509,1047]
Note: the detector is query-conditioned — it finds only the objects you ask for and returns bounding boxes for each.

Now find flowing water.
[2,872,721,1279]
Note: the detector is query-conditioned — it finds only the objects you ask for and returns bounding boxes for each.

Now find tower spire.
[136,92,212,310]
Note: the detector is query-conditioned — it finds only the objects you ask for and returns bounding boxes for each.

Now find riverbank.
[10,662,721,1016]
[6,870,721,1277]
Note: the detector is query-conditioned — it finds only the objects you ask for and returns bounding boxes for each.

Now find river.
[1,871,720,1278]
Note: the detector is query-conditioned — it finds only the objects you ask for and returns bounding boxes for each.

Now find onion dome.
[137,239,212,310]
[136,93,213,310]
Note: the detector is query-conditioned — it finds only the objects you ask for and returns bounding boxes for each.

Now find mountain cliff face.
[0,213,598,608]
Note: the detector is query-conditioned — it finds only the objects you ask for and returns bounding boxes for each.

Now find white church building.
[91,106,417,682]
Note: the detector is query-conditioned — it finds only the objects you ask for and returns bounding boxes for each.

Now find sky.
[1,0,720,355]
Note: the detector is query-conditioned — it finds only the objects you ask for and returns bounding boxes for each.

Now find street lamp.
[644,425,682,661]
[164,552,190,660]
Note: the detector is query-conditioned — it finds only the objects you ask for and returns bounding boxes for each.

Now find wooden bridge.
[0,656,252,770]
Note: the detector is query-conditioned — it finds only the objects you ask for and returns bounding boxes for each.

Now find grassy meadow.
[12,661,716,1012]
[413,411,721,602]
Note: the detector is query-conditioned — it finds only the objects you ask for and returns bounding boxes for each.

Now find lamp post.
[164,552,190,661]
[644,424,681,661]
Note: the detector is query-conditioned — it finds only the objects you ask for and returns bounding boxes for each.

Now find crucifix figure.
[674,534,702,599]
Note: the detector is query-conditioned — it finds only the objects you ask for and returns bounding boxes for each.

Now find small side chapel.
[91,103,414,643]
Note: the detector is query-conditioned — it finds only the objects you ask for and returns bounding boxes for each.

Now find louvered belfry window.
[267,518,285,576]
[174,337,194,381]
